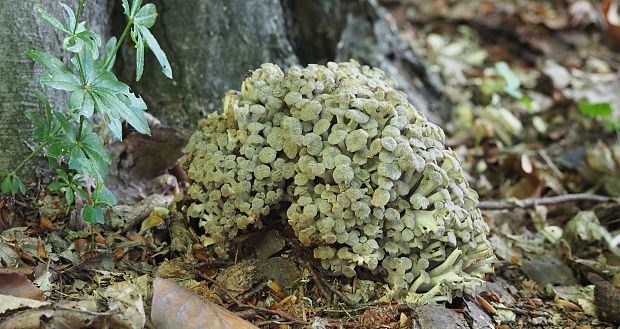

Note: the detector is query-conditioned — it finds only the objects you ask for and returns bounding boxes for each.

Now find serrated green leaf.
[577,102,613,118]
[135,32,145,81]
[37,7,69,33]
[137,25,172,79]
[134,3,157,28]
[83,205,104,224]
[48,137,72,159]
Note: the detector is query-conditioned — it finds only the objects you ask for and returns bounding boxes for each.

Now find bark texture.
[283,0,450,123]
[0,1,109,178]
[117,0,298,128]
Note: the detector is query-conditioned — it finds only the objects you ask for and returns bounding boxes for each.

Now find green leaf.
[65,28,102,59]
[94,184,116,207]
[59,3,77,32]
[48,182,65,191]
[13,176,26,194]
[121,0,130,16]
[75,188,89,201]
[67,122,110,180]
[77,31,102,58]
[69,89,95,117]
[101,111,123,140]
[37,7,69,33]
[26,50,69,73]
[137,25,172,79]
[41,72,82,91]
[97,91,150,136]
[91,70,129,94]
[83,205,104,224]
[130,0,143,17]
[103,37,117,71]
[134,3,157,28]
[65,188,74,206]
[135,32,145,81]
[1,176,12,194]
[495,61,523,99]
[577,102,613,118]
[26,92,55,143]
[27,51,81,91]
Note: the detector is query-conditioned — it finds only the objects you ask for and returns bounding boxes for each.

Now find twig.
[192,269,310,326]
[307,262,360,308]
[494,305,550,317]
[478,193,615,210]
[307,261,333,305]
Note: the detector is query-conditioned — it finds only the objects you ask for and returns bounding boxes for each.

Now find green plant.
[0,0,171,224]
[578,101,620,133]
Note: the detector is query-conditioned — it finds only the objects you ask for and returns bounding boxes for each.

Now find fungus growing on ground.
[181,60,495,304]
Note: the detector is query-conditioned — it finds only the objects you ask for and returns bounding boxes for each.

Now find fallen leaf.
[100,280,146,329]
[151,277,258,329]
[0,273,43,300]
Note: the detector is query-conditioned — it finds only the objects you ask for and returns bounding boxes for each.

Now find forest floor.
[2,0,620,328]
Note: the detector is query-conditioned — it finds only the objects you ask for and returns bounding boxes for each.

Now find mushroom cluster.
[182,61,495,304]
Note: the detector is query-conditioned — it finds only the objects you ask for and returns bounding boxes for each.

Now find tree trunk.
[118,0,449,131]
[0,1,109,178]
[283,0,450,123]
[115,0,298,128]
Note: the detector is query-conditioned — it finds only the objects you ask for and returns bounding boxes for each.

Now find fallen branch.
[478,193,616,210]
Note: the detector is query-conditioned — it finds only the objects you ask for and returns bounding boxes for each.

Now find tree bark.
[116,0,298,128]
[118,0,449,131]
[0,1,109,178]
[283,0,450,123]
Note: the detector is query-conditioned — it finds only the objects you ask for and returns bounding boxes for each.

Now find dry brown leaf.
[0,273,43,300]
[602,0,620,46]
[40,217,57,231]
[151,277,258,329]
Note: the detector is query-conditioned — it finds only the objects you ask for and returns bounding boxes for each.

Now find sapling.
[0,0,171,224]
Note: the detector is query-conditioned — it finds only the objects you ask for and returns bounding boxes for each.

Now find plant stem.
[72,1,84,35]
[12,126,62,175]
[76,115,85,141]
[76,53,87,84]
[73,2,87,84]
[104,20,132,69]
